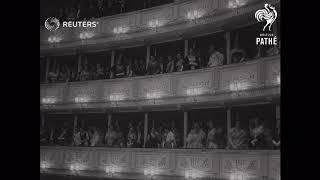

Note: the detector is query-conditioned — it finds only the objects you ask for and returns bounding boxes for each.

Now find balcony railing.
[40,146,280,179]
[40,0,277,52]
[40,55,280,110]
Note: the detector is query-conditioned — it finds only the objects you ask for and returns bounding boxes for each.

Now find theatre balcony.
[40,55,279,112]
[40,0,280,55]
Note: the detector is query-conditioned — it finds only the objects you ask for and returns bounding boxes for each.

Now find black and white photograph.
[40,0,281,179]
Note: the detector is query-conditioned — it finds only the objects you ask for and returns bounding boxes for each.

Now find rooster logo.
[255,4,277,31]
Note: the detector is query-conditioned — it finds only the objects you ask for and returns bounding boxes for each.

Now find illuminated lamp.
[74,96,90,103]
[42,97,56,104]
[148,19,163,32]
[48,36,62,43]
[187,10,204,24]
[79,32,94,40]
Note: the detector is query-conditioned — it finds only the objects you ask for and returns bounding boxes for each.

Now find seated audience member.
[48,67,59,83]
[80,128,90,146]
[136,59,147,76]
[105,125,117,147]
[164,128,176,148]
[114,124,125,147]
[57,127,69,146]
[165,55,175,73]
[272,128,280,149]
[89,127,100,147]
[228,121,247,149]
[111,57,126,78]
[207,45,224,67]
[186,48,199,70]
[215,126,227,149]
[58,65,70,82]
[186,122,206,148]
[249,117,266,149]
[147,56,161,75]
[175,53,185,72]
[125,58,133,77]
[127,126,137,148]
[230,48,246,63]
[73,128,82,146]
[95,64,105,80]
[79,64,90,81]
[206,121,218,149]
[172,127,181,148]
[49,128,59,145]
[146,127,159,148]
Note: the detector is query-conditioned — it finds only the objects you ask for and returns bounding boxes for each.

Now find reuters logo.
[45,17,60,31]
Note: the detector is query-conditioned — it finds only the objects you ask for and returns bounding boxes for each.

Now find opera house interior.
[40,0,280,179]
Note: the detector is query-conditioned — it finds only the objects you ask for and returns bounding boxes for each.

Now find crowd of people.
[40,115,280,150]
[40,0,174,26]
[45,43,280,83]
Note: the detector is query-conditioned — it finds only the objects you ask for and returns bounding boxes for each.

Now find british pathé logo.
[255,4,277,31]
[255,4,278,46]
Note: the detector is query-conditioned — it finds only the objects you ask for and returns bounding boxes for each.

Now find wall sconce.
[48,36,62,43]
[187,10,204,24]
[230,171,249,180]
[74,96,90,103]
[105,166,116,177]
[148,19,163,32]
[185,169,201,180]
[79,31,94,40]
[42,97,56,104]
[144,168,157,179]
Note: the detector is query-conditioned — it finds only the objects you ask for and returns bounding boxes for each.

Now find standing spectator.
[114,122,125,147]
[89,127,100,146]
[79,64,90,81]
[146,128,159,148]
[111,55,126,78]
[127,126,137,148]
[73,128,82,146]
[67,7,77,20]
[40,126,50,145]
[57,8,66,21]
[49,128,59,145]
[95,63,105,80]
[158,56,165,74]
[215,126,227,149]
[186,122,206,148]
[125,57,133,77]
[147,56,161,75]
[87,1,97,19]
[249,117,266,149]
[175,53,185,72]
[97,0,105,18]
[119,0,126,13]
[48,66,59,83]
[207,45,224,67]
[206,121,218,149]
[228,121,247,149]
[105,124,117,147]
[165,55,175,73]
[186,48,199,70]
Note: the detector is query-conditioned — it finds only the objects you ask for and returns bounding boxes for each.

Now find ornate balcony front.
[40,146,280,180]
[40,55,280,111]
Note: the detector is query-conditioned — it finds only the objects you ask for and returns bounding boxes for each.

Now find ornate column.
[144,113,148,147]
[227,109,231,137]
[146,45,150,67]
[225,32,231,64]
[73,114,78,135]
[183,111,188,147]
[184,39,188,57]
[111,50,115,67]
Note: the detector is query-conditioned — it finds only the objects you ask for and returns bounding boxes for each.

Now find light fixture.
[74,96,90,103]
[277,75,280,84]
[187,10,204,24]
[48,36,62,43]
[227,0,248,9]
[113,26,129,35]
[186,88,203,96]
[105,166,116,176]
[144,168,157,179]
[42,97,56,104]
[146,92,162,99]
[109,94,125,101]
[79,31,94,40]
[229,81,249,91]
[148,19,163,32]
